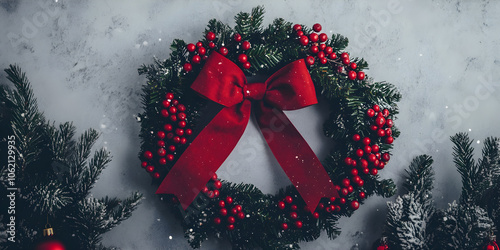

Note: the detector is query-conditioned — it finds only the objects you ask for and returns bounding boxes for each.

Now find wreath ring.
[138,7,401,249]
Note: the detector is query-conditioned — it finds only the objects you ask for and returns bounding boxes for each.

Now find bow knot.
[157,52,339,212]
[242,82,266,101]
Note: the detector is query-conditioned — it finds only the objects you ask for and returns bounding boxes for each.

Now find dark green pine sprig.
[0,65,142,250]
[383,133,500,249]
[138,6,401,249]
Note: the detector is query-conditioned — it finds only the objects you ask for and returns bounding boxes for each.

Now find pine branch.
[78,148,112,198]
[403,155,434,202]
[101,192,143,231]
[450,133,480,205]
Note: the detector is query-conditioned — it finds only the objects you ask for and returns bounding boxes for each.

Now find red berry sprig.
[140,92,192,179]
[277,196,305,230]
[213,195,245,231]
[293,23,366,80]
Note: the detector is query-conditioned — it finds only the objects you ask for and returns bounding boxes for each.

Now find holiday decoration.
[0,65,142,250]
[382,133,500,249]
[138,7,400,249]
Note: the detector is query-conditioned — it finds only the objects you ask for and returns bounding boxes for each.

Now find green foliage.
[0,65,142,250]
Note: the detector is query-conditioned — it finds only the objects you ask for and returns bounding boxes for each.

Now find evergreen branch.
[46,122,76,163]
[68,128,100,191]
[450,133,480,204]
[403,155,434,202]
[26,180,72,216]
[101,192,143,231]
[78,148,112,198]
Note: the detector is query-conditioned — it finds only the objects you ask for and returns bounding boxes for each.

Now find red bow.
[157,52,339,211]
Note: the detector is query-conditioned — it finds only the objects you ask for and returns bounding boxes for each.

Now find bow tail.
[255,103,339,212]
[156,101,251,210]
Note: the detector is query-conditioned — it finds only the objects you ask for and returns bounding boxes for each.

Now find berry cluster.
[277,196,305,230]
[214,195,246,231]
[140,93,192,179]
[293,23,365,81]
[202,173,223,199]
[183,31,252,72]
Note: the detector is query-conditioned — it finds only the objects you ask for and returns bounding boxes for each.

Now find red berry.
[337,66,344,73]
[368,154,376,162]
[350,63,357,69]
[382,109,390,117]
[351,201,360,210]
[234,33,242,42]
[162,100,171,108]
[320,58,327,64]
[313,23,322,32]
[172,99,179,106]
[192,55,201,64]
[370,125,378,131]
[218,200,225,208]
[313,212,320,219]
[169,115,177,122]
[329,53,337,59]
[157,148,166,157]
[364,145,372,154]
[231,207,238,215]
[296,30,304,36]
[278,201,286,209]
[359,192,366,199]
[352,134,361,141]
[185,129,193,135]
[196,42,203,48]
[352,175,361,183]
[157,131,166,139]
[376,116,386,127]
[141,161,148,168]
[183,63,192,72]
[319,33,328,42]
[180,137,187,144]
[341,52,349,59]
[310,45,319,54]
[362,137,371,145]
[227,216,235,224]
[289,212,298,219]
[385,136,394,144]
[370,168,378,175]
[168,106,177,114]
[378,162,385,169]
[348,71,357,80]
[214,180,222,189]
[237,212,245,219]
[342,178,350,187]
[339,198,346,204]
[356,149,364,157]
[187,43,196,52]
[377,129,386,137]
[309,33,319,42]
[375,153,381,159]
[367,109,375,117]
[167,145,175,152]
[162,124,172,132]
[319,43,326,51]
[178,121,186,128]
[213,189,220,198]
[238,54,248,63]
[372,144,380,153]
[351,160,357,167]
[341,188,349,196]
[318,203,325,210]
[144,151,153,159]
[227,224,235,230]
[173,136,181,144]
[166,133,174,139]
[220,208,228,216]
[382,153,391,162]
[225,196,233,204]
[330,197,336,203]
[208,42,215,49]
[306,56,315,65]
[358,178,365,186]
[295,220,303,228]
[243,62,251,69]
[242,41,251,50]
[386,119,394,128]
[281,223,289,230]
[345,157,353,165]
[285,196,293,204]
[351,168,358,176]
[372,105,380,112]
[219,46,228,56]
[175,128,184,136]
[146,165,154,173]
[214,217,221,225]
[159,158,166,165]
[198,47,206,55]
[206,31,215,41]
[299,35,309,46]
[293,24,302,31]
[359,159,369,168]
[165,93,174,100]
[357,71,365,80]
[166,154,174,161]
[325,46,333,54]
[317,51,325,59]
[385,128,393,136]
[342,57,350,65]
[347,185,354,193]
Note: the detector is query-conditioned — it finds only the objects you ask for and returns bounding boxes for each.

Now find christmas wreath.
[137,7,401,249]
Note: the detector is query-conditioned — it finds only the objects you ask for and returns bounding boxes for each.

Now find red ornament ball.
[219,46,229,56]
[206,31,215,41]
[242,41,251,50]
[296,30,304,37]
[360,159,369,168]
[35,239,66,250]
[162,100,171,108]
[183,63,192,72]
[341,188,349,196]
[370,125,379,131]
[185,129,193,135]
[234,33,242,42]
[313,23,322,32]
[319,43,326,51]
[159,158,167,165]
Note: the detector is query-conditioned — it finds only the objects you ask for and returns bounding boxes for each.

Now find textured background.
[1,0,499,249]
